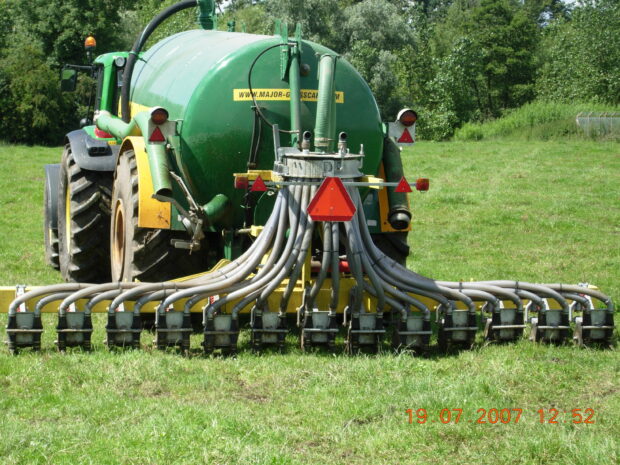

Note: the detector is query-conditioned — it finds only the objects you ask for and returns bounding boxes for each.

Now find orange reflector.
[397,128,414,143]
[84,36,96,50]
[307,177,356,222]
[234,176,249,190]
[250,175,267,192]
[149,126,166,143]
[395,176,412,193]
[416,178,430,191]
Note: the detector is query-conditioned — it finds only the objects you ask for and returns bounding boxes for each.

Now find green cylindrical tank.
[130,29,384,227]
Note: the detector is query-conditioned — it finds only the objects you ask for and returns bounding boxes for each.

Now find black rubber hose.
[121,0,197,122]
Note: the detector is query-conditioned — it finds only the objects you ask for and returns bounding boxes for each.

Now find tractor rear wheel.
[110,149,206,282]
[57,145,112,282]
[371,232,410,266]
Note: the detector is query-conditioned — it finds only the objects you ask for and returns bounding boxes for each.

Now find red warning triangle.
[394,176,412,193]
[397,128,414,143]
[307,177,356,222]
[250,175,267,192]
[149,126,166,143]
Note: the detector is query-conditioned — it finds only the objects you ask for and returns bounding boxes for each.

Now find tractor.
[4,0,614,354]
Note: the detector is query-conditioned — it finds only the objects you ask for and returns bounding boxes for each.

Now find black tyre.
[44,173,60,270]
[371,231,410,266]
[58,145,112,282]
[110,150,207,282]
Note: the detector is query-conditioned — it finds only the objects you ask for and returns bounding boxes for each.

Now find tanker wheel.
[57,145,112,282]
[110,150,207,283]
[43,179,60,270]
[371,232,410,267]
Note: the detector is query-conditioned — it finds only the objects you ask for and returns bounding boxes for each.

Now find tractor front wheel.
[43,167,60,270]
[57,145,112,282]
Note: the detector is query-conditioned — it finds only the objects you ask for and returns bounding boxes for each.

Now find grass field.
[0,140,618,465]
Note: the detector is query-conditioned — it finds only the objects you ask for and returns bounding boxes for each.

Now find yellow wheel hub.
[112,199,125,276]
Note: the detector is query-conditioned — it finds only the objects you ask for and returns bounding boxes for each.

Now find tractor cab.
[60,35,128,137]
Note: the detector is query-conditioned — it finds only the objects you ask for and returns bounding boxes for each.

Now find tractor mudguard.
[44,164,60,231]
[119,137,172,230]
[66,129,119,172]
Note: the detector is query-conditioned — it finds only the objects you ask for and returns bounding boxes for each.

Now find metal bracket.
[153,171,206,252]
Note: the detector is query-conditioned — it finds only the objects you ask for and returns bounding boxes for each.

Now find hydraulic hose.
[111,188,285,313]
[34,292,73,315]
[221,185,307,318]
[348,207,386,311]
[121,0,197,122]
[329,223,340,313]
[185,188,289,314]
[307,222,332,309]
[278,185,316,312]
[351,189,475,312]
[9,283,90,316]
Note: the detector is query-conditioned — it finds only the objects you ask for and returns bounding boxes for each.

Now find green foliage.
[469,0,537,113]
[1,0,619,143]
[219,3,270,35]
[339,0,412,117]
[536,0,620,105]
[264,0,412,117]
[265,0,344,49]
[0,0,138,144]
[0,33,74,144]
[6,0,137,66]
[454,101,620,141]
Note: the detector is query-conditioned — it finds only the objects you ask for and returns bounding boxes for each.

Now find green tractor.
[5,0,610,354]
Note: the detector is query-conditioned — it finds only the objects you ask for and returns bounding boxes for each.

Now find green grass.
[454,101,620,142]
[0,144,59,285]
[0,140,618,465]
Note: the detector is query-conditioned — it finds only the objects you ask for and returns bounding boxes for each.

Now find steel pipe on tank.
[96,111,173,196]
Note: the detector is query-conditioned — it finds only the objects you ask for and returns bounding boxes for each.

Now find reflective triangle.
[250,175,267,192]
[394,176,412,193]
[397,128,414,143]
[149,126,166,143]
[307,177,356,222]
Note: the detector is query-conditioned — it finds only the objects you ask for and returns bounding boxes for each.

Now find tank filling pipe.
[121,0,198,123]
[288,43,302,147]
[314,54,337,152]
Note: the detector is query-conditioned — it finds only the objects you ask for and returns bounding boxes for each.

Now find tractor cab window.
[112,59,125,117]
[93,64,104,112]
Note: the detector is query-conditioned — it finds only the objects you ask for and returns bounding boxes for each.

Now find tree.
[340,0,414,117]
[536,0,620,104]
[466,0,537,115]
[0,32,73,144]
[0,0,138,144]
[9,0,138,67]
